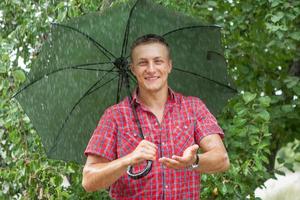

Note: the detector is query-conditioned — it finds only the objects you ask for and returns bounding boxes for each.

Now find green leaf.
[283,162,295,172]
[270,0,281,7]
[275,169,285,176]
[270,12,284,23]
[289,32,300,41]
[0,64,7,73]
[12,69,26,83]
[256,110,270,121]
[284,76,299,88]
[277,157,284,164]
[207,1,217,7]
[242,92,257,104]
[258,140,270,149]
[254,155,264,170]
[258,96,271,107]
[281,105,294,113]
[233,117,247,127]
[293,85,300,95]
[261,155,269,164]
[221,184,228,194]
[248,125,260,134]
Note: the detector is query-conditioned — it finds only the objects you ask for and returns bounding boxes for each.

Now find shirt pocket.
[172,121,196,156]
[117,126,141,158]
[117,124,153,158]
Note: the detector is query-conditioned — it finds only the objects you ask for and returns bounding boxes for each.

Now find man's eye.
[138,61,147,65]
[155,60,163,64]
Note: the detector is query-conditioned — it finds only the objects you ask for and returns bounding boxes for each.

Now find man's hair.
[130,34,170,60]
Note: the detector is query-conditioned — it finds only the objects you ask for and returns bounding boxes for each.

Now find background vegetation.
[1,0,299,199]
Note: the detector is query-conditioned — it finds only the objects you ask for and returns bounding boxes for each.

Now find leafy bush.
[1,0,299,199]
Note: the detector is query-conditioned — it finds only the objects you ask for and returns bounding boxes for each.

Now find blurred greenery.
[0,0,299,199]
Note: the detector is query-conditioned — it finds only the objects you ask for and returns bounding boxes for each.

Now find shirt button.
[162,142,165,145]
[184,125,187,129]
[133,133,137,137]
[165,185,168,189]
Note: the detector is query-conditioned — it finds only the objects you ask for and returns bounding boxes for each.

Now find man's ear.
[130,63,136,76]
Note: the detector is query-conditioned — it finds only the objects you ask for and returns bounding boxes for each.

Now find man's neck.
[138,87,169,110]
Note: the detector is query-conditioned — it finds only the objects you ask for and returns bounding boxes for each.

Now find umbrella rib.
[87,74,118,96]
[162,25,221,37]
[48,69,118,155]
[12,62,114,98]
[173,67,237,92]
[121,0,139,57]
[116,73,122,103]
[52,23,116,60]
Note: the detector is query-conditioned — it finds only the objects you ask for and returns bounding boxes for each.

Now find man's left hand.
[158,144,199,169]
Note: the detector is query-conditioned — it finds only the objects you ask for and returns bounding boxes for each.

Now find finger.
[159,157,182,169]
[172,155,188,163]
[143,140,158,149]
[140,149,156,160]
[139,140,157,151]
[188,144,199,153]
[163,162,178,169]
[140,145,157,155]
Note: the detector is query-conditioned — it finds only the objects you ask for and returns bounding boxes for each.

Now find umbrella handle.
[127,160,153,179]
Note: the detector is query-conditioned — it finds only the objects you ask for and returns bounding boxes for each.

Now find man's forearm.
[82,156,130,192]
[195,149,230,174]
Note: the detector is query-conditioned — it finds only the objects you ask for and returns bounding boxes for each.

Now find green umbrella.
[14,0,236,178]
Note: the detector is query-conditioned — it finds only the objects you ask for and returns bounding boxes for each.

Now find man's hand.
[158,144,199,169]
[126,140,158,166]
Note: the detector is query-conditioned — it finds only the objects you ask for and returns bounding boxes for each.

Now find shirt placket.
[137,99,175,199]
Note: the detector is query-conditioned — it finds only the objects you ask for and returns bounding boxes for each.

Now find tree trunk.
[267,134,280,172]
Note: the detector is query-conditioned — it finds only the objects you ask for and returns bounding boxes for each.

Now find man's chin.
[142,85,162,93]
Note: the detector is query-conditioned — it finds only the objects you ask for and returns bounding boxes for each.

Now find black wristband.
[194,154,199,165]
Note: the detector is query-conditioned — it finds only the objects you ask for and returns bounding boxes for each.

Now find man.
[82,34,230,199]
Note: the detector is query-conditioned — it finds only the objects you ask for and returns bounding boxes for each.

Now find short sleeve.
[193,98,224,144]
[84,108,117,161]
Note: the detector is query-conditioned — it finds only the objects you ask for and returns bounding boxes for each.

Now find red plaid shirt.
[85,88,224,199]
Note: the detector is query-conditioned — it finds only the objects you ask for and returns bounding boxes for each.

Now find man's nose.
[147,62,155,72]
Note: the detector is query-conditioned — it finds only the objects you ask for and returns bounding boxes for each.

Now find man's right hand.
[126,140,158,166]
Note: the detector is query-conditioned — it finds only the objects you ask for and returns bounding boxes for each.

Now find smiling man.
[82,34,230,199]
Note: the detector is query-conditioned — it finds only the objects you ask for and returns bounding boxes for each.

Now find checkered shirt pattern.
[84,89,224,200]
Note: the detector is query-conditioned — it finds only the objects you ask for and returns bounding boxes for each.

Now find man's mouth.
[145,76,159,80]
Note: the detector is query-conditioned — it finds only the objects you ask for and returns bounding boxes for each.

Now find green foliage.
[157,0,300,198]
[1,0,299,199]
[0,0,110,199]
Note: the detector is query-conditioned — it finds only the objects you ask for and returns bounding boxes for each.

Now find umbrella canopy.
[14,0,236,164]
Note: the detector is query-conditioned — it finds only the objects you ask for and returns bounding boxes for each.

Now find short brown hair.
[130,34,170,60]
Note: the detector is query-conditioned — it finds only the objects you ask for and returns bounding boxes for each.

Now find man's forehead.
[133,42,167,49]
[132,43,169,56]
[137,56,163,60]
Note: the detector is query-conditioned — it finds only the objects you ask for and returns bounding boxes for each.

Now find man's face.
[130,42,172,93]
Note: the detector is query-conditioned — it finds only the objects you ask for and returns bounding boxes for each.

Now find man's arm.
[196,134,230,173]
[82,155,129,192]
[159,134,230,173]
[82,140,157,192]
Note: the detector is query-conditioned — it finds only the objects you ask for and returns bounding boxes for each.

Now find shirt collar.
[131,87,176,105]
